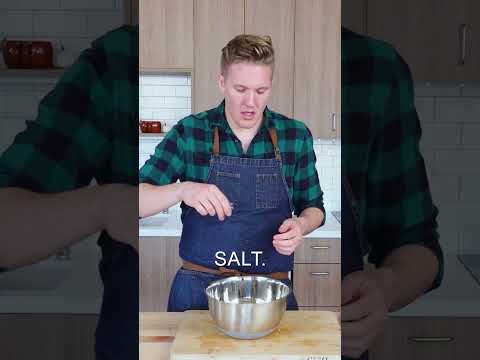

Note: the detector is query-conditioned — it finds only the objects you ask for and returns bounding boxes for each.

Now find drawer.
[293,263,341,307]
[295,238,340,263]
[299,306,340,312]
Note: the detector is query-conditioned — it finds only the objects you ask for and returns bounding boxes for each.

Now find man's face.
[219,62,273,132]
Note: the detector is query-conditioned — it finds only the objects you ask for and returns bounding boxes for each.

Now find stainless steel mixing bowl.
[205,275,290,339]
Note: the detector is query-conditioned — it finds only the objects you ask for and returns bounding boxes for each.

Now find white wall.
[416,83,480,255]
[0,0,124,65]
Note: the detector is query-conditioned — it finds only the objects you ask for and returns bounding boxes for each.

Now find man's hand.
[180,181,232,221]
[272,217,306,255]
[101,184,139,251]
[341,270,390,359]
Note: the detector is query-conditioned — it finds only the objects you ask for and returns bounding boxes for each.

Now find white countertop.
[139,211,342,238]
[391,255,480,317]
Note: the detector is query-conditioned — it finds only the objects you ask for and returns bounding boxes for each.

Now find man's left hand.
[272,218,305,255]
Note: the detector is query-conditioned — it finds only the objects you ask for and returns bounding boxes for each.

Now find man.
[139,34,325,311]
[340,27,444,359]
[0,26,138,359]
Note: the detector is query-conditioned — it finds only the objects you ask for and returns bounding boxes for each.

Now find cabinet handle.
[311,245,330,250]
[459,24,467,65]
[408,337,454,343]
[331,113,336,132]
[310,272,329,276]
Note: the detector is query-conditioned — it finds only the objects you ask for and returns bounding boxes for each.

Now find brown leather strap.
[268,128,281,160]
[212,127,220,155]
[182,260,289,280]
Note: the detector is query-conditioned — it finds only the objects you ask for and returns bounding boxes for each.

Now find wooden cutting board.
[170,310,340,360]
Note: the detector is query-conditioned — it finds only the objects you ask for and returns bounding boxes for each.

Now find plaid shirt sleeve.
[292,127,325,219]
[365,48,443,289]
[139,123,186,185]
[0,48,111,192]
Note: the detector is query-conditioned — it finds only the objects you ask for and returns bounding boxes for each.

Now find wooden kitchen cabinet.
[245,0,295,118]
[367,0,480,82]
[193,0,245,112]
[370,317,480,360]
[139,0,194,70]
[0,314,98,360]
[293,238,341,309]
[342,0,367,34]
[140,236,182,312]
[294,0,341,139]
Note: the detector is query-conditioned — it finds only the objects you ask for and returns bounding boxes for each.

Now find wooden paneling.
[367,0,468,82]
[295,238,340,263]
[341,0,367,34]
[193,0,244,112]
[0,314,98,360]
[139,0,194,70]
[139,236,182,312]
[245,0,295,117]
[293,263,341,307]
[294,0,341,139]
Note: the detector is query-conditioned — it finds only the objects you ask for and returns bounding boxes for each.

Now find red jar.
[2,40,22,68]
[31,41,54,68]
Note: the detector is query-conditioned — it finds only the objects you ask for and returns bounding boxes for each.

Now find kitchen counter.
[139,211,341,238]
[390,255,480,317]
[139,310,340,360]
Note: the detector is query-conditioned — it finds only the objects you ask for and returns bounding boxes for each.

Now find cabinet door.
[293,263,341,306]
[139,0,194,70]
[295,238,340,263]
[193,0,244,112]
[464,0,480,80]
[294,0,341,139]
[245,0,295,118]
[367,0,468,82]
[341,0,367,34]
[139,236,182,311]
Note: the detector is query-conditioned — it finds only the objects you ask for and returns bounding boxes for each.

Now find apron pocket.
[256,173,280,208]
[215,171,240,208]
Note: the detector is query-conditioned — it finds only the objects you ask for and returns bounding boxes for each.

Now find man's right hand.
[179,182,232,221]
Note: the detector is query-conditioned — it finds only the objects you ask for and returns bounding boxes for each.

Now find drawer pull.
[408,337,454,343]
[311,245,330,250]
[310,272,329,276]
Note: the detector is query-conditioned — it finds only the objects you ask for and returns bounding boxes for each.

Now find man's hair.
[221,34,275,77]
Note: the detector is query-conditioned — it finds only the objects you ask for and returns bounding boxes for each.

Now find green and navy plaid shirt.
[342,27,443,288]
[0,26,138,191]
[139,101,325,217]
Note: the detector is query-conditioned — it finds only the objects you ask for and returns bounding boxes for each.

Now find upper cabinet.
[295,0,341,139]
[245,0,295,118]
[193,0,245,112]
[139,0,194,70]
[343,0,480,81]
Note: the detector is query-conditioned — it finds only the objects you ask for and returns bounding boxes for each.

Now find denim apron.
[168,127,298,311]
[342,176,369,360]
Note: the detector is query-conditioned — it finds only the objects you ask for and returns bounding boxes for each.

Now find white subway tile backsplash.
[140,86,176,97]
[34,12,87,37]
[175,86,191,97]
[141,97,165,109]
[86,13,122,37]
[415,97,435,124]
[141,75,190,86]
[6,91,46,117]
[0,0,60,10]
[421,125,461,147]
[0,91,6,113]
[430,175,459,201]
[152,109,177,120]
[0,12,34,37]
[459,203,480,253]
[60,0,115,10]
[461,84,480,97]
[461,125,480,145]
[460,177,480,201]
[436,98,480,123]
[434,150,480,174]
[164,97,190,109]
[414,82,462,97]
[435,201,461,254]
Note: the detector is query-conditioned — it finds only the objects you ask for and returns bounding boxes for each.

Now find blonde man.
[139,34,325,311]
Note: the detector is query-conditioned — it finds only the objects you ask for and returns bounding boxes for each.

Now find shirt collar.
[209,100,275,133]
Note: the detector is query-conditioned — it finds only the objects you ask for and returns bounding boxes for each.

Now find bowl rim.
[204,275,290,304]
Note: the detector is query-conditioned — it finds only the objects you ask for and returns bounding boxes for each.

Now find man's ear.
[218,73,226,95]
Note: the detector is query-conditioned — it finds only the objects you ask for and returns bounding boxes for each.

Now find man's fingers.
[341,311,376,338]
[342,294,372,322]
[194,202,208,216]
[212,186,232,216]
[273,229,296,240]
[278,220,292,233]
[198,198,216,216]
[341,271,366,305]
[207,192,225,220]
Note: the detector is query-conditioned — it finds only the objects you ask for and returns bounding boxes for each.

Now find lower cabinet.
[140,236,182,312]
[0,314,98,360]
[370,317,480,360]
[293,238,341,310]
